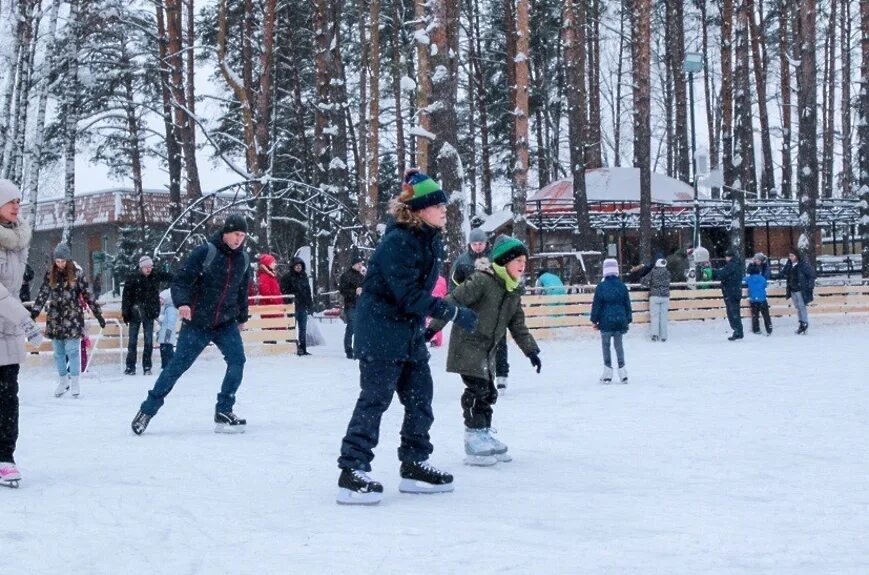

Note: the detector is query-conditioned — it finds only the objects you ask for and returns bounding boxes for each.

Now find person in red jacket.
[249,254,283,306]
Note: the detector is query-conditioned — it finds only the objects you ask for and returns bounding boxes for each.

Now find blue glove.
[529,353,542,374]
[453,307,478,332]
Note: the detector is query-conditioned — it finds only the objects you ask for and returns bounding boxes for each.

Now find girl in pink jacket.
[427,275,448,347]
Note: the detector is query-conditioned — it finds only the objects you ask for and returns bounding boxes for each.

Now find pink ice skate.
[0,462,21,488]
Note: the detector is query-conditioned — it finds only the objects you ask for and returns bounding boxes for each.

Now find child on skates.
[426,235,541,466]
[336,169,478,505]
[591,258,633,384]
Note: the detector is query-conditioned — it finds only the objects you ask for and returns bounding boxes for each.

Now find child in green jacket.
[428,235,542,466]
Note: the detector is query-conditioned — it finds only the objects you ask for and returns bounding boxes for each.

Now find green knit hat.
[491,235,529,266]
[399,169,449,211]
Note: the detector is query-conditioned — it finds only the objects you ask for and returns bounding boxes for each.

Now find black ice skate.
[398,461,454,494]
[336,468,384,505]
[124,367,136,376]
[143,368,152,376]
[214,411,246,434]
[131,410,152,435]
[796,322,808,335]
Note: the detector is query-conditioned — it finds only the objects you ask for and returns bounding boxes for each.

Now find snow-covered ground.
[6,316,869,574]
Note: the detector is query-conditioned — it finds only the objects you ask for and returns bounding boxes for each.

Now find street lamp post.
[684,52,703,248]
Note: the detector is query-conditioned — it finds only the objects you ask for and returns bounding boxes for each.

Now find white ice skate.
[618,366,628,384]
[495,376,508,392]
[69,375,80,398]
[463,428,498,466]
[600,367,613,384]
[54,375,69,398]
[0,462,21,488]
[485,429,512,462]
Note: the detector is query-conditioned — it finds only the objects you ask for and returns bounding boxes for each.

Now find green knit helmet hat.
[399,169,449,211]
[491,235,529,266]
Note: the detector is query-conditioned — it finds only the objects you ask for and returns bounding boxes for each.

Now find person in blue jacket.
[591,258,632,384]
[131,213,252,435]
[336,170,478,505]
[536,269,567,296]
[745,263,772,335]
[713,247,745,341]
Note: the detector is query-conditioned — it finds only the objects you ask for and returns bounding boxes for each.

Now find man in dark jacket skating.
[131,213,252,435]
[780,249,816,334]
[713,248,745,341]
[338,257,365,359]
[122,256,172,375]
[281,257,314,356]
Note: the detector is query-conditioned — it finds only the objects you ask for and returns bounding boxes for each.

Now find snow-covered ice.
[5,316,869,573]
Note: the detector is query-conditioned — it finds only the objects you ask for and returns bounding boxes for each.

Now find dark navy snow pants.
[140,321,246,416]
[724,296,744,337]
[338,359,435,471]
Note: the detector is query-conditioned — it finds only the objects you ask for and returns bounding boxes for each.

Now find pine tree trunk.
[796,0,818,263]
[61,0,81,246]
[633,0,653,263]
[859,0,869,275]
[357,0,369,202]
[414,0,431,170]
[778,0,793,199]
[513,0,531,243]
[121,49,147,248]
[564,0,592,250]
[365,0,381,232]
[0,0,22,174]
[720,0,735,195]
[732,1,754,253]
[700,0,720,198]
[664,11,675,178]
[746,0,776,198]
[821,0,837,198]
[614,0,626,167]
[392,0,407,176]
[24,0,60,222]
[585,0,602,169]
[428,0,464,260]
[329,0,350,206]
[312,0,331,189]
[668,0,690,183]
[167,0,202,199]
[504,0,518,167]
[155,1,183,220]
[840,0,852,198]
[471,0,493,212]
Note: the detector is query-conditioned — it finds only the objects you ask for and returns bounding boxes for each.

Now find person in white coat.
[0,180,45,487]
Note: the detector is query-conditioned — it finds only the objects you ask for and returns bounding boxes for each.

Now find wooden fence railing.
[26,301,297,365]
[523,281,869,339]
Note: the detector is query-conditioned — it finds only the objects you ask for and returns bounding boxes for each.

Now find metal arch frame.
[526,198,862,233]
[153,178,374,263]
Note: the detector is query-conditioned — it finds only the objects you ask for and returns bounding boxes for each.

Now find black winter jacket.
[280,258,314,311]
[338,267,365,309]
[354,220,457,363]
[781,259,816,303]
[122,269,172,322]
[713,258,744,300]
[171,234,251,329]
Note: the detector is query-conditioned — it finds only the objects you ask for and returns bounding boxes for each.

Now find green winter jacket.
[430,266,539,380]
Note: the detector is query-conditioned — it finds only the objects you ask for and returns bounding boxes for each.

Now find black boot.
[398,461,455,494]
[337,468,383,505]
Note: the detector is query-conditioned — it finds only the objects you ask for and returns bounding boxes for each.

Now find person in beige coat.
[0,179,44,488]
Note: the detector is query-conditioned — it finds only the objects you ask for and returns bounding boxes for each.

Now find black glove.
[529,353,542,374]
[454,307,478,332]
[424,328,437,342]
[122,314,129,325]
[30,308,40,320]
[96,315,106,329]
